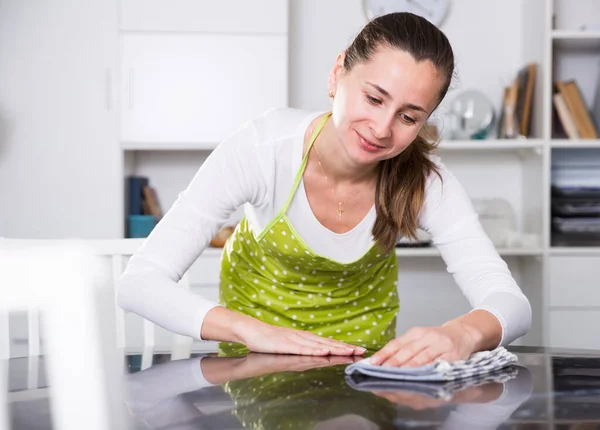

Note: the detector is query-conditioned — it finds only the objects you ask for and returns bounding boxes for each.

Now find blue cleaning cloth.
[345,347,518,382]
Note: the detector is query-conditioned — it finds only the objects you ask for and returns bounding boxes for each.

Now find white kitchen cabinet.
[120,0,288,34]
[120,33,288,144]
[548,310,600,349]
[0,0,122,239]
[548,256,600,307]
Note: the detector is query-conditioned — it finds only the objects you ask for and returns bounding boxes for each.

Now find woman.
[118,12,531,367]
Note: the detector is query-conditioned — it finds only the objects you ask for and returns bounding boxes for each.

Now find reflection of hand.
[202,352,361,385]
[370,323,475,367]
[371,382,504,410]
[313,413,379,430]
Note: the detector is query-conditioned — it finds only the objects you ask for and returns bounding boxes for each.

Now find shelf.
[551,139,600,148]
[552,30,600,49]
[122,141,218,151]
[123,139,547,152]
[394,247,543,258]
[550,247,600,256]
[200,246,543,259]
[435,139,544,151]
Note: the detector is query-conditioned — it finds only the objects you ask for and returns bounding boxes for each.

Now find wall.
[289,0,525,125]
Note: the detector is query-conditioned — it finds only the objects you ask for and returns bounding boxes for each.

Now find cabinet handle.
[129,68,135,110]
[105,68,112,111]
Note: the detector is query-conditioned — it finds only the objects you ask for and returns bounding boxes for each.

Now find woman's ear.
[327,51,346,98]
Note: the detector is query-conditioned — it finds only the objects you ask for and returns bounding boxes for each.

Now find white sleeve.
[419,160,532,347]
[117,119,269,340]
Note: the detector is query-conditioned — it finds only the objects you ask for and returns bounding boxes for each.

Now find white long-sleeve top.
[117,108,532,345]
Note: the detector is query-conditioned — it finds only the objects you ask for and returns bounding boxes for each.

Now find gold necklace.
[313,143,347,221]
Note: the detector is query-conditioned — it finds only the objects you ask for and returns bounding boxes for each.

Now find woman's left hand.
[369,322,478,367]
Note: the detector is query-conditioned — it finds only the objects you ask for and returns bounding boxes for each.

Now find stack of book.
[553,79,599,139]
[498,63,536,139]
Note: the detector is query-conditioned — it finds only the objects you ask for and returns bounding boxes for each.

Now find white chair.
[0,242,130,429]
[0,238,194,367]
[87,238,194,368]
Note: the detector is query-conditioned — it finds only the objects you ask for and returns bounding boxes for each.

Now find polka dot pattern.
[220,217,400,349]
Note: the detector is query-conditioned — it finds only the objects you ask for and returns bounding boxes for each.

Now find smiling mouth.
[356,131,385,149]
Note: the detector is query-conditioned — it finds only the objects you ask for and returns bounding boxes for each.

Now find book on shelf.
[592,70,600,135]
[553,92,580,139]
[142,185,163,219]
[126,176,149,216]
[498,63,536,139]
[554,80,598,139]
[126,176,163,218]
[515,63,536,137]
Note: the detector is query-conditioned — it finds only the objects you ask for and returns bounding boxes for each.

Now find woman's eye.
[401,114,416,124]
[366,95,382,105]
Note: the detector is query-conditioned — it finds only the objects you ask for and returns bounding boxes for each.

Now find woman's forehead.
[349,47,443,111]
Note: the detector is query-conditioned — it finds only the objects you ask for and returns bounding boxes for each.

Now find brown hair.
[343,12,455,253]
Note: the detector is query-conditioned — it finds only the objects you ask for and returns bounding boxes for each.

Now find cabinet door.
[548,310,600,350]
[0,1,121,239]
[549,256,600,307]
[121,34,288,144]
[121,0,287,33]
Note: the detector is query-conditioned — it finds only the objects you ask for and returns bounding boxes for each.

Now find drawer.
[120,0,287,33]
[548,310,600,350]
[549,256,600,307]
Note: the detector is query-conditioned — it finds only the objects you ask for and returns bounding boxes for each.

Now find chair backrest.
[87,239,193,368]
[0,238,192,362]
[0,243,129,429]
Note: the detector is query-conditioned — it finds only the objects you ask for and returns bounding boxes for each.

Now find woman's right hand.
[240,318,367,356]
[201,306,366,356]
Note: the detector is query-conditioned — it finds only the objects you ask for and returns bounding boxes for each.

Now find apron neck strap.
[278,112,332,217]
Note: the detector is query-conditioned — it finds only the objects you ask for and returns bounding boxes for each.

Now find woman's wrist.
[200,306,263,344]
[444,309,502,353]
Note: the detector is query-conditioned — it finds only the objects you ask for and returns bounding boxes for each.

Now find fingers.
[281,341,331,356]
[372,338,444,368]
[291,332,358,356]
[245,323,370,357]
[379,340,430,367]
[299,331,367,355]
[401,347,442,368]
[370,333,417,365]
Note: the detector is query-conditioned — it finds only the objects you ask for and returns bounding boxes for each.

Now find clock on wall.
[363,0,451,27]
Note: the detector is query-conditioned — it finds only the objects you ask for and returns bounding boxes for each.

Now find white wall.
[289,0,525,124]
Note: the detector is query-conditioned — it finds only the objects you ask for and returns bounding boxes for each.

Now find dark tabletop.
[7,345,600,429]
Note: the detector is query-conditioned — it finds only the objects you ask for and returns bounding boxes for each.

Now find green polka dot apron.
[219,113,399,352]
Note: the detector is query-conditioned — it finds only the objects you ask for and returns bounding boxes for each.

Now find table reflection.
[123,343,533,429]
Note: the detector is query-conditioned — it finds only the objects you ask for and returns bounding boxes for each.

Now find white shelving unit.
[545,0,600,354]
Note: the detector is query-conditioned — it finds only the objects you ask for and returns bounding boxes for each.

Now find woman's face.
[328,46,444,166]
